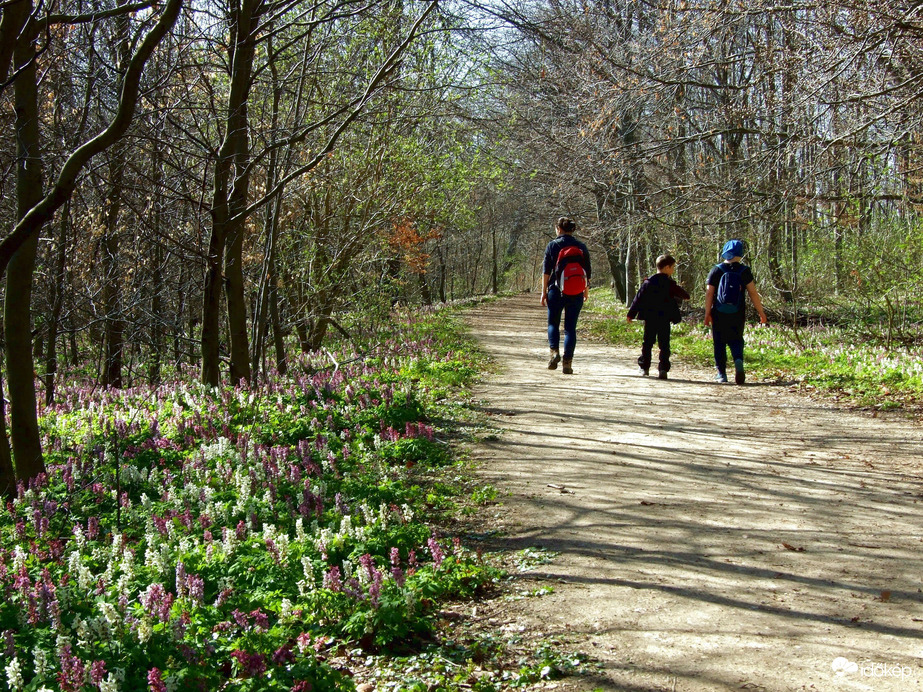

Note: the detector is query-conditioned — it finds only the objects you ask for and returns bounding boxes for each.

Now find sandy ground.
[465,293,923,692]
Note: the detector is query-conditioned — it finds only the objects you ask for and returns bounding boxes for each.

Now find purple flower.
[175,562,187,599]
[89,659,107,685]
[140,583,174,622]
[296,632,312,653]
[187,574,204,604]
[232,609,249,628]
[323,565,342,592]
[272,644,295,665]
[249,608,269,631]
[148,667,167,692]
[231,650,266,678]
[3,629,14,657]
[428,536,444,569]
[57,644,86,692]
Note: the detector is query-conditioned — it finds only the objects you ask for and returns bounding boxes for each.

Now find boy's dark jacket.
[628,273,691,323]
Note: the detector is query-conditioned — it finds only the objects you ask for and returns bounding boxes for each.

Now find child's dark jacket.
[627,273,691,323]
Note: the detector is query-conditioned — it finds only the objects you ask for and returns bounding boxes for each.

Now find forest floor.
[462,293,923,692]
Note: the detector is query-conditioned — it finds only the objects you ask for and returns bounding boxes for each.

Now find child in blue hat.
[703,240,768,383]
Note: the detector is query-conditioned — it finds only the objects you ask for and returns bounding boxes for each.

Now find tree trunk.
[202,0,259,386]
[150,241,164,383]
[149,118,165,383]
[0,374,13,498]
[225,221,250,384]
[5,1,44,481]
[269,273,287,375]
[306,296,336,351]
[438,248,447,303]
[100,157,125,388]
[100,2,132,389]
[200,227,225,385]
[490,222,499,294]
[767,215,794,303]
[251,31,282,378]
[44,200,69,405]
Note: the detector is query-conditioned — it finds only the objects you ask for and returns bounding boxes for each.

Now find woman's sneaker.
[714,371,728,383]
[734,358,745,385]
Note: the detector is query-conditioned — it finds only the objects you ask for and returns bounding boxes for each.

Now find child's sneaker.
[658,371,668,380]
[548,350,561,370]
[714,371,728,383]
[734,358,745,385]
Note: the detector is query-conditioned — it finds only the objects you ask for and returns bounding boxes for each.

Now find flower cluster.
[0,314,494,691]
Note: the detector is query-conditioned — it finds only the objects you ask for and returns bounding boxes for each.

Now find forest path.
[465,293,923,692]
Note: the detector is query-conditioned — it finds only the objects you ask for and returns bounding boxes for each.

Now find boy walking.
[627,255,690,379]
[703,239,768,384]
[541,217,591,374]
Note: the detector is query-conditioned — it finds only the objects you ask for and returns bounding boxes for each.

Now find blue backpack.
[714,264,744,313]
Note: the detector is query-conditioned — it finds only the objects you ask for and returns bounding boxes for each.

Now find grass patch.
[585,288,923,412]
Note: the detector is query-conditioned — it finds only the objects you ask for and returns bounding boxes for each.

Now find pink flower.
[296,632,312,653]
[231,650,266,678]
[428,536,444,569]
[272,644,295,665]
[140,583,174,622]
[187,574,204,604]
[148,667,167,692]
[249,608,269,631]
[89,660,107,685]
[57,644,86,692]
[323,565,342,592]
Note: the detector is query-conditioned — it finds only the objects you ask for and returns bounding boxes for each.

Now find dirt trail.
[465,294,923,692]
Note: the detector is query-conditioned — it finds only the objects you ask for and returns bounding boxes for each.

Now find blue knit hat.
[721,239,744,260]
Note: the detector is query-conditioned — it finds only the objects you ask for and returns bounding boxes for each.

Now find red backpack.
[555,245,588,295]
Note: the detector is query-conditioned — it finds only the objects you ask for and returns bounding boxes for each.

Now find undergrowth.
[0,308,511,691]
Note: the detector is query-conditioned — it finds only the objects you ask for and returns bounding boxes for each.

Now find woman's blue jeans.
[547,289,584,359]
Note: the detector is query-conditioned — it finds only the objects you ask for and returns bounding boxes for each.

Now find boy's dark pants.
[638,318,672,373]
[711,313,745,373]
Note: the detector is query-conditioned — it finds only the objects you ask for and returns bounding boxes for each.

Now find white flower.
[12,546,26,572]
[99,601,120,630]
[275,533,290,560]
[136,617,154,643]
[5,657,23,690]
[99,673,120,692]
[32,647,49,677]
[75,617,91,645]
[68,551,94,592]
[55,634,71,654]
[280,598,293,620]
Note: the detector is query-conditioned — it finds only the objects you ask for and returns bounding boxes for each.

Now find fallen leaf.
[879,590,891,602]
[781,542,805,552]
